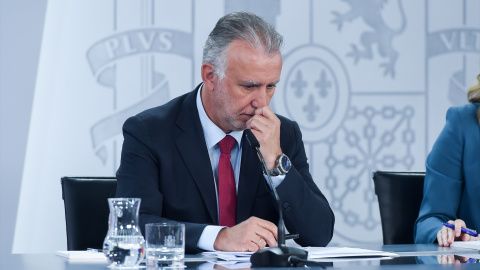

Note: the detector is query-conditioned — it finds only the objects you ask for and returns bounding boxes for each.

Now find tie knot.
[218,135,236,154]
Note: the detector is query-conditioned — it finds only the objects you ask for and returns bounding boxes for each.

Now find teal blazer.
[414,103,480,243]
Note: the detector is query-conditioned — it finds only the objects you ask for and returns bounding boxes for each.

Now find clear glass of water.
[146,223,185,268]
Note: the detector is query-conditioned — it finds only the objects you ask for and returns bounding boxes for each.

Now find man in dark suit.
[116,11,334,254]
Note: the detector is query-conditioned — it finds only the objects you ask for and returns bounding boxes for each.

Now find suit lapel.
[236,133,263,223]
[175,88,218,224]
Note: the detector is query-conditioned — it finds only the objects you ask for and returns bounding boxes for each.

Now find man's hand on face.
[246,106,282,170]
[213,217,278,252]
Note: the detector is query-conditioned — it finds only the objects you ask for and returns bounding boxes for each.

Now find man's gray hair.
[202,12,283,80]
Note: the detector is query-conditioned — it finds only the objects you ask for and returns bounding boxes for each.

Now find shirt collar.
[196,84,243,149]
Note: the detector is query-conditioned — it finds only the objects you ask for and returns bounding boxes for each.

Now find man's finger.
[256,229,277,248]
[247,241,260,252]
[254,106,276,119]
[247,115,270,133]
[256,219,278,237]
[254,238,267,250]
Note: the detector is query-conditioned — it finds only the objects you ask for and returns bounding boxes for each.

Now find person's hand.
[246,106,282,170]
[437,219,479,246]
[213,216,278,252]
[437,255,471,264]
[214,264,250,270]
[437,255,456,264]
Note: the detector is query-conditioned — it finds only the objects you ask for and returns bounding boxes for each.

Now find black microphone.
[244,128,260,148]
[244,129,308,267]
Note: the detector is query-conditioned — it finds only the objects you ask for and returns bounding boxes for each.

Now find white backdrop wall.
[1,0,479,254]
[0,0,48,257]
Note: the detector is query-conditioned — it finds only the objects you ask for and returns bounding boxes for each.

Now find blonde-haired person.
[414,74,480,246]
[468,74,480,123]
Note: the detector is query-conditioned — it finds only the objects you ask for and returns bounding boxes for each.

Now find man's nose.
[252,88,268,108]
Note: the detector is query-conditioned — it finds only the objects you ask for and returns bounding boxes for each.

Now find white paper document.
[201,247,398,262]
[450,241,480,250]
[201,251,253,261]
[205,261,252,269]
[56,250,107,261]
[304,247,398,259]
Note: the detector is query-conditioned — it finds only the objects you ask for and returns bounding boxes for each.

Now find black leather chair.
[372,171,425,245]
[61,176,117,250]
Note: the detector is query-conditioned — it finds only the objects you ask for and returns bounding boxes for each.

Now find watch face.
[281,155,291,171]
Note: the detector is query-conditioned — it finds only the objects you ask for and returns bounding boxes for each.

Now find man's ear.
[201,63,216,91]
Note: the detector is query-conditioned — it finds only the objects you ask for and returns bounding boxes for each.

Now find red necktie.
[217,135,236,227]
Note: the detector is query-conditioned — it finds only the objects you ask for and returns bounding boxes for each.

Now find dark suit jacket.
[116,84,334,253]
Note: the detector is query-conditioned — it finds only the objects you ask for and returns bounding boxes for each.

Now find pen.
[442,223,478,237]
[466,258,477,264]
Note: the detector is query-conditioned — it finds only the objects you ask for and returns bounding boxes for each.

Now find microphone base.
[250,246,308,267]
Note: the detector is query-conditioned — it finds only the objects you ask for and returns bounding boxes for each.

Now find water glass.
[146,223,185,268]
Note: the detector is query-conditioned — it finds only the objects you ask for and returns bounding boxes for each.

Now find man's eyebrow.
[269,79,280,85]
[240,80,280,86]
[240,81,262,86]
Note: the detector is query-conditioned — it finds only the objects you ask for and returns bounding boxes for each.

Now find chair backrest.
[61,176,117,250]
[372,171,425,245]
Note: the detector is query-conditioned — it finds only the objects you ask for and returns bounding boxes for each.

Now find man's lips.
[242,111,256,117]
[240,113,255,120]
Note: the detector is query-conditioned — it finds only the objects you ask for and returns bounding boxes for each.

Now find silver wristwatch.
[267,153,291,176]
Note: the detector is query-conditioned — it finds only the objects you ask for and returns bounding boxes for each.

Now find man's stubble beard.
[227,115,246,131]
[215,83,247,132]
